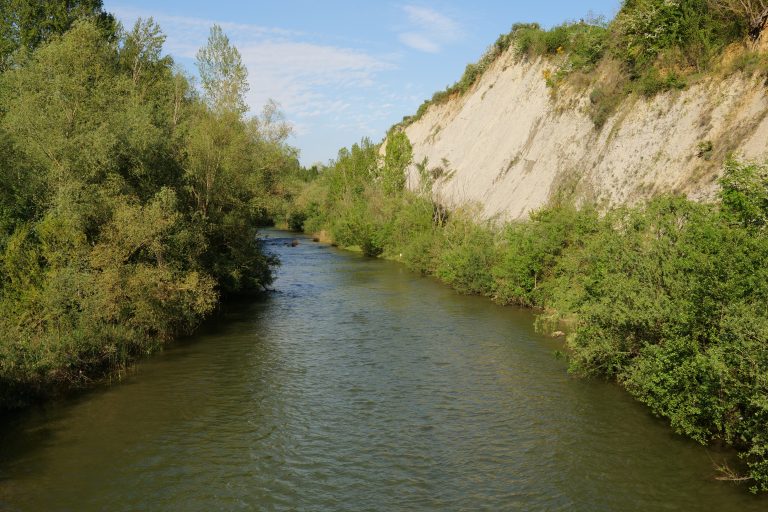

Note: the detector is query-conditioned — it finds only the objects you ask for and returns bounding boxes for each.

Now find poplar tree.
[195,24,249,115]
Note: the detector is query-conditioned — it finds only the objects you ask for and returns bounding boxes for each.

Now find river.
[0,229,765,511]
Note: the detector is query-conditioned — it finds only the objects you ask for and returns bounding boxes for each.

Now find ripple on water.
[0,230,767,511]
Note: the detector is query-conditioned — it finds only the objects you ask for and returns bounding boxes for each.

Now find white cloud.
[237,41,392,117]
[403,5,459,34]
[111,5,394,129]
[398,32,440,53]
[397,4,462,53]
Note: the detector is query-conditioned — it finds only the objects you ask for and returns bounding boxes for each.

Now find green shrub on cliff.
[403,0,756,131]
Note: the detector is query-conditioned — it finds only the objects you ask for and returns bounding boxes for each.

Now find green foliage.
[720,159,768,229]
[435,212,497,295]
[2,20,128,184]
[291,140,768,490]
[119,17,169,88]
[510,23,546,55]
[327,138,379,201]
[287,210,308,231]
[526,190,768,491]
[382,131,413,195]
[492,206,601,307]
[388,196,440,274]
[196,24,249,115]
[720,158,768,228]
[584,0,743,114]
[635,67,687,96]
[0,0,116,71]
[614,0,742,72]
[0,16,293,407]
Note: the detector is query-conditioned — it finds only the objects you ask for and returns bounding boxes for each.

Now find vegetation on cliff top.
[402,0,768,128]
[4,0,768,496]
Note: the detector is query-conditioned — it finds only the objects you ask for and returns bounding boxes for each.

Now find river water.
[0,230,765,511]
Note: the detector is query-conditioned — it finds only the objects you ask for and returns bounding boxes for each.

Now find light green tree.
[196,24,249,115]
[120,17,167,87]
[382,131,413,196]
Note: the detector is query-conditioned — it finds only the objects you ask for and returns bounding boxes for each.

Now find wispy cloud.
[237,41,392,119]
[112,5,395,136]
[397,5,462,53]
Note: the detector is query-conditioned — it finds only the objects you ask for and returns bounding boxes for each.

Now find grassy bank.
[285,133,768,492]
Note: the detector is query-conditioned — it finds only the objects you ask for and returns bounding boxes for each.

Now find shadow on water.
[0,272,277,485]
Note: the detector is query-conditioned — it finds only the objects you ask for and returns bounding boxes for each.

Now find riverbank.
[2,228,767,511]
[0,18,296,411]
[289,135,768,492]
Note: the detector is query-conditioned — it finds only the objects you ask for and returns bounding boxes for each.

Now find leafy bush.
[614,0,742,72]
[388,196,440,274]
[540,189,768,491]
[435,212,498,295]
[287,210,308,231]
[492,206,601,306]
[720,158,768,228]
[294,141,768,490]
[511,23,546,56]
[0,16,295,406]
[332,202,389,257]
[635,67,687,96]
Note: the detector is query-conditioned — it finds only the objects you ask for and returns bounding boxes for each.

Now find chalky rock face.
[401,50,768,220]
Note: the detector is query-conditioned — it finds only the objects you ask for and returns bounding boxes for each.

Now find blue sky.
[106,1,621,165]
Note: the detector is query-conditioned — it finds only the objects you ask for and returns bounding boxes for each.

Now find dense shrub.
[492,206,601,307]
[294,139,768,490]
[0,15,294,406]
[388,197,440,274]
[614,0,743,72]
[434,212,498,295]
[719,158,768,228]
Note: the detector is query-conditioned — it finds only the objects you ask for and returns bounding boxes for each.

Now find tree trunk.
[749,7,768,40]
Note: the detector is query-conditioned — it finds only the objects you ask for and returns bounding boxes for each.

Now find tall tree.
[195,24,249,115]
[1,19,127,188]
[382,131,413,196]
[119,17,166,87]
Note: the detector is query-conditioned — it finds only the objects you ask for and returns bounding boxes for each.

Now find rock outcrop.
[402,50,768,219]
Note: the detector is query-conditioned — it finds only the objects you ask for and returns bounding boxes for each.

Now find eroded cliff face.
[403,49,768,220]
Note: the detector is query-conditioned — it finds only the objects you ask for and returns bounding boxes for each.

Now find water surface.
[0,230,764,511]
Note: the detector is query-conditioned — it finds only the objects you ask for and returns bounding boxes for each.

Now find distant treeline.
[0,1,305,407]
[288,133,768,492]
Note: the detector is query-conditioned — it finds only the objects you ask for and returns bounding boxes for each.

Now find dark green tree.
[0,0,116,70]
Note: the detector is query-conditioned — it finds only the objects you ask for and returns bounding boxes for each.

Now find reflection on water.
[0,229,765,511]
